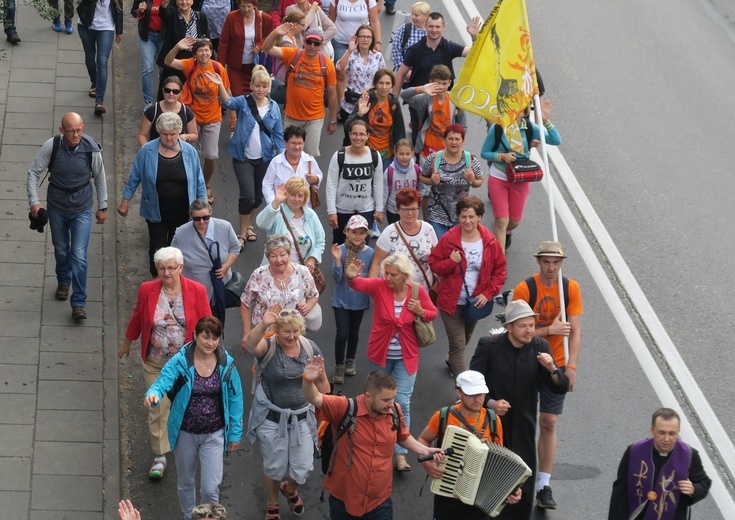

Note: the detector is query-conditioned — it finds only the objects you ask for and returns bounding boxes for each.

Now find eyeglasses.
[357,34,373,39]
[399,207,419,213]
[304,39,322,46]
[350,132,368,138]
[163,87,181,95]
[62,128,84,135]
[287,140,304,147]
[191,215,211,222]
[279,309,301,318]
[157,264,180,272]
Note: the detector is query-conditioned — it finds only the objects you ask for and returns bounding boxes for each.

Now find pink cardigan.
[347,277,437,375]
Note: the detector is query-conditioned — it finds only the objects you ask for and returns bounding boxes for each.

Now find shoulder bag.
[394,223,438,304]
[280,207,326,294]
[458,261,493,322]
[411,283,435,347]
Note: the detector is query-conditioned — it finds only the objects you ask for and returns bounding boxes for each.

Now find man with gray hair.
[470,300,568,520]
[27,112,108,321]
[262,23,338,157]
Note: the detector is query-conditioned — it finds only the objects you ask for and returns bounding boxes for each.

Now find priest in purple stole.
[608,408,711,520]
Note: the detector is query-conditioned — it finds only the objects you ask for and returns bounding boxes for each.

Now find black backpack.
[523,276,570,312]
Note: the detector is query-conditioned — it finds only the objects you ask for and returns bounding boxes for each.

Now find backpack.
[318,396,400,475]
[433,149,472,174]
[251,336,314,394]
[386,162,421,200]
[179,60,224,106]
[523,275,570,312]
[283,49,329,107]
[489,120,534,154]
[437,405,498,447]
[337,147,380,175]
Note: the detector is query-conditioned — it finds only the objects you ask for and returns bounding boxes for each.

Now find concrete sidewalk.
[0,5,119,519]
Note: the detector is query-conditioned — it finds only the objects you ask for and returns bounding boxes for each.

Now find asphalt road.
[115,1,733,518]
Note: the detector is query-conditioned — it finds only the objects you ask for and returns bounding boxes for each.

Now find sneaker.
[333,365,345,384]
[505,231,513,250]
[6,31,20,44]
[65,20,74,34]
[72,307,87,320]
[52,19,62,32]
[344,358,356,376]
[535,485,557,509]
[385,4,396,14]
[369,225,381,238]
[55,284,70,301]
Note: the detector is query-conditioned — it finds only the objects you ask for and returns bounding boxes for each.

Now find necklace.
[286,156,300,168]
[274,275,290,289]
[162,283,181,294]
[194,356,216,375]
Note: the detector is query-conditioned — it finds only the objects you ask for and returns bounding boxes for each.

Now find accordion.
[430,425,532,517]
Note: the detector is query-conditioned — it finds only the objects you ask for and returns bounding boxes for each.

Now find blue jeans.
[139,31,164,104]
[78,25,114,104]
[329,495,393,520]
[369,359,416,455]
[332,40,349,62]
[3,0,16,33]
[48,208,92,308]
[429,221,453,241]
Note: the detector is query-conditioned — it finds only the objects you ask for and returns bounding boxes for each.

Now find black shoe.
[72,306,87,321]
[385,4,396,14]
[6,31,20,44]
[445,358,453,378]
[505,231,512,250]
[55,284,70,301]
[535,486,557,509]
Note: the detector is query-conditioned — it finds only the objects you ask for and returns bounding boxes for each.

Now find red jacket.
[218,9,273,72]
[347,277,437,375]
[428,224,507,315]
[125,276,212,361]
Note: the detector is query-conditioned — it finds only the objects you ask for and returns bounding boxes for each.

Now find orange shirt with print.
[513,272,583,367]
[421,96,451,157]
[281,47,337,121]
[181,58,231,124]
[426,403,504,446]
[367,98,393,157]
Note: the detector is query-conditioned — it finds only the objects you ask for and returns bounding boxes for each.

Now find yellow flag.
[449,0,538,153]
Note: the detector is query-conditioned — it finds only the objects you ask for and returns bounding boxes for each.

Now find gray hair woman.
[171,198,241,324]
[239,234,320,349]
[343,252,438,471]
[118,109,207,277]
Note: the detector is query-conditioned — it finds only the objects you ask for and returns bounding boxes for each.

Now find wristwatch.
[99,207,108,212]
[550,366,559,375]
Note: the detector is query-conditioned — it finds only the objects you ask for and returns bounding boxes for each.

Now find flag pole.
[533,93,569,363]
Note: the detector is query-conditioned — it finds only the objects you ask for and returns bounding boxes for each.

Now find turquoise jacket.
[121,139,206,222]
[255,202,326,265]
[481,120,562,168]
[145,343,244,451]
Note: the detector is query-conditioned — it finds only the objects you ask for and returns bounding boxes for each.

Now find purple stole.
[627,438,691,520]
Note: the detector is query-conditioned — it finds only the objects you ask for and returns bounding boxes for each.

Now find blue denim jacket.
[223,96,285,162]
[145,343,244,451]
[121,139,206,222]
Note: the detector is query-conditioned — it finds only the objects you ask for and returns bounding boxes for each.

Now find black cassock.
[470,333,568,520]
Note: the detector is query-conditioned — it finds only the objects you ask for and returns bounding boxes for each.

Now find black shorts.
[539,366,567,415]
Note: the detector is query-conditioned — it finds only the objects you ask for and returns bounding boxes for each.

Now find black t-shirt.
[156,152,189,220]
[402,37,465,87]
[144,102,195,141]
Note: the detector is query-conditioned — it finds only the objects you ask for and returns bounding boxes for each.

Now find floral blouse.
[241,263,319,324]
[147,293,187,362]
[339,50,386,113]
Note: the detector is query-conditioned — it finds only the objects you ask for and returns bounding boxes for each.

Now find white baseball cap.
[455,370,489,395]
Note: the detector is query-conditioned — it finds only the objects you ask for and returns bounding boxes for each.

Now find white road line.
[531,148,735,516]
[441,0,473,46]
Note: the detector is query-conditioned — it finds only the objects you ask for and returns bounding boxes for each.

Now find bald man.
[27,113,108,320]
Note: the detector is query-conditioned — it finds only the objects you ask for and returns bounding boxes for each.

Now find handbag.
[224,271,247,308]
[283,206,326,294]
[411,283,435,347]
[314,10,334,60]
[506,159,544,183]
[304,302,323,331]
[459,262,494,322]
[394,223,438,303]
[307,161,321,208]
[344,89,361,105]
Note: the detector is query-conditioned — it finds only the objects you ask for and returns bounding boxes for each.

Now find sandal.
[88,85,96,98]
[394,453,411,472]
[279,481,304,515]
[149,456,166,479]
[207,187,215,204]
[237,235,246,252]
[246,226,258,242]
[265,503,281,520]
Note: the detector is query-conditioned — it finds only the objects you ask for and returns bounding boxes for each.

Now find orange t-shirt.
[421,95,451,157]
[512,273,583,367]
[281,47,337,121]
[367,98,394,156]
[181,58,231,124]
[427,403,503,446]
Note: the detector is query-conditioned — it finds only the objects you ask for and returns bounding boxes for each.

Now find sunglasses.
[305,39,322,46]
[163,87,181,95]
[278,309,301,318]
[191,215,211,222]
